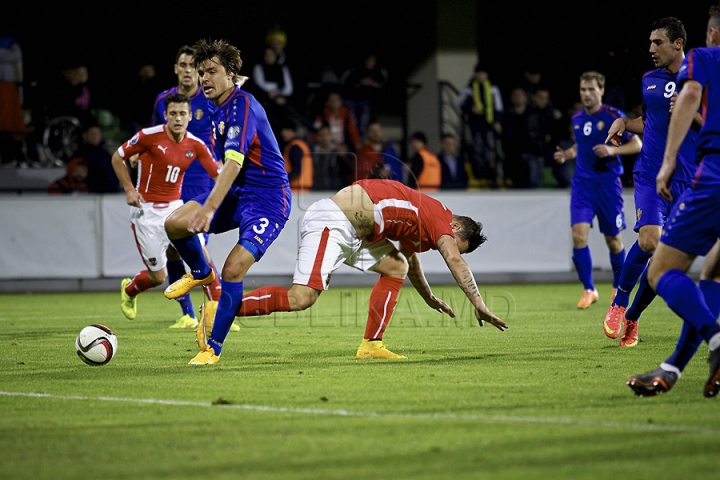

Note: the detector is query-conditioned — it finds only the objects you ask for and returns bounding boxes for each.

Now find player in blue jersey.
[603,17,699,347]
[628,5,720,398]
[553,71,642,309]
[162,38,292,365]
[150,45,224,329]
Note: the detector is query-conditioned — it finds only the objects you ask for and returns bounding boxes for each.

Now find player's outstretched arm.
[437,235,508,331]
[401,246,456,318]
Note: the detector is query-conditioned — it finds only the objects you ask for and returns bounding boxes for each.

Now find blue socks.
[171,235,211,279]
[572,247,594,290]
[614,242,652,308]
[656,269,720,342]
[665,279,720,372]
[609,248,626,290]
[167,259,194,317]
[625,267,657,321]
[208,280,244,355]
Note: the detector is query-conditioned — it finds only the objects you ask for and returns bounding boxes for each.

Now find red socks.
[125,270,154,297]
[364,276,404,340]
[237,286,292,316]
[203,261,222,302]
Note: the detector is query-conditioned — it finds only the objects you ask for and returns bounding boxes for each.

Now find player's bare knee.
[637,235,658,253]
[288,286,319,311]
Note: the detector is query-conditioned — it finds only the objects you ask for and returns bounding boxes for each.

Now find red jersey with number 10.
[354,179,454,253]
[117,125,219,203]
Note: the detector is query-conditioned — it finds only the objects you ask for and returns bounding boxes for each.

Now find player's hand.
[553,146,566,164]
[604,119,625,145]
[187,206,215,233]
[125,190,142,207]
[424,295,456,318]
[656,160,675,201]
[592,144,613,158]
[475,305,508,331]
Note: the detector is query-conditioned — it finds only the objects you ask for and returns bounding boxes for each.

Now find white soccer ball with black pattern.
[75,324,118,366]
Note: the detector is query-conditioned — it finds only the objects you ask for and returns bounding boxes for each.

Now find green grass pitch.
[1,282,719,479]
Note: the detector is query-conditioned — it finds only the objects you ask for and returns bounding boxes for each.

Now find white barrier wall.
[0,190,701,280]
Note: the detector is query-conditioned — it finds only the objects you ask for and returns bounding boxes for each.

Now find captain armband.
[225,150,245,168]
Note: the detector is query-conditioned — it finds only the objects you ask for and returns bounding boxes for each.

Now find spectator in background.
[0,34,27,168]
[501,86,540,188]
[48,157,88,195]
[280,118,313,193]
[311,122,352,191]
[340,53,388,140]
[355,121,401,182]
[407,131,441,192]
[528,86,570,188]
[312,90,361,153]
[68,123,119,193]
[458,64,503,187]
[252,46,294,134]
[438,133,468,190]
[265,25,288,66]
[46,62,96,129]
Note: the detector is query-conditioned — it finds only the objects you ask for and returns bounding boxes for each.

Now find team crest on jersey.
[679,202,685,210]
[148,257,157,266]
[636,208,642,222]
[185,150,194,158]
[218,121,226,136]
[597,120,605,131]
[228,126,240,139]
[194,109,204,121]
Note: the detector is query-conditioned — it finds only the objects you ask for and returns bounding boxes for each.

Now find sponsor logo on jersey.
[128,133,140,146]
[158,145,168,154]
[646,84,657,90]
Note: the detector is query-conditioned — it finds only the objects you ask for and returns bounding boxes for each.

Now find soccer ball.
[75,324,118,366]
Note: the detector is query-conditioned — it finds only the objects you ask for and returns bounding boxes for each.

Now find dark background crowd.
[0,0,709,192]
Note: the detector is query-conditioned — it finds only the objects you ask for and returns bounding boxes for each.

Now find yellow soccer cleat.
[164,271,216,299]
[189,345,220,365]
[120,278,137,320]
[196,300,217,350]
[576,289,599,309]
[356,339,407,360]
[169,314,198,329]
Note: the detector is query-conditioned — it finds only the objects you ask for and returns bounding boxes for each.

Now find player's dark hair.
[579,71,605,89]
[651,17,687,48]
[191,39,243,77]
[165,93,190,111]
[175,45,195,64]
[453,215,487,253]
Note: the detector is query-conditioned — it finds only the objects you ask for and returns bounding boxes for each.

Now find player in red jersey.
[111,93,220,322]
[226,179,507,360]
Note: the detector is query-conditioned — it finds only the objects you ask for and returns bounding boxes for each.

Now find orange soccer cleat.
[619,319,639,347]
[577,289,599,309]
[603,304,626,339]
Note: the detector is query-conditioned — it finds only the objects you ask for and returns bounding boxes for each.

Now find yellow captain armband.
[225,150,245,168]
